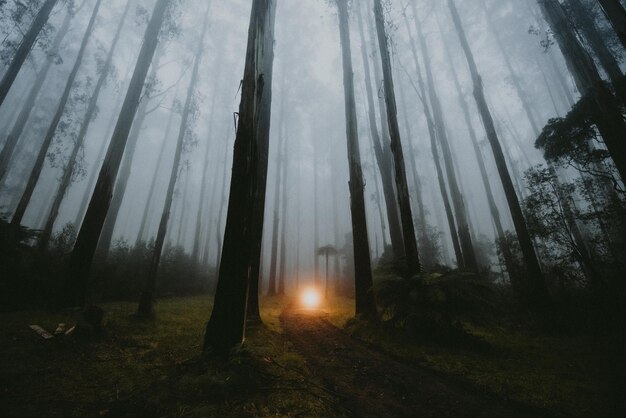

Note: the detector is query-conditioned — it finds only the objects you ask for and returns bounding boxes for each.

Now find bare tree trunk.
[356,2,404,259]
[0,0,59,108]
[138,5,210,316]
[39,0,131,251]
[401,12,463,268]
[11,0,103,229]
[64,0,171,308]
[538,0,626,183]
[449,0,551,308]
[336,0,377,318]
[267,129,284,297]
[373,0,421,276]
[277,124,288,296]
[597,0,626,49]
[203,0,277,352]
[412,6,477,271]
[0,10,72,185]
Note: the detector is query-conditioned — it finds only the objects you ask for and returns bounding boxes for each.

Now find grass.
[0,295,344,417]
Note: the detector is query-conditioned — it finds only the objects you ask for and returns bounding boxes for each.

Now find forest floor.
[0,295,616,417]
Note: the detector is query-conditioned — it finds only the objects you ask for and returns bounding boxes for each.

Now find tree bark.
[336,0,377,318]
[373,0,421,276]
[39,0,131,251]
[449,0,551,308]
[597,0,626,49]
[203,0,277,353]
[138,4,211,317]
[64,0,171,308]
[0,0,58,109]
[11,0,103,228]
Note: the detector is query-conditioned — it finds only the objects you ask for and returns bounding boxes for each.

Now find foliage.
[374,267,496,347]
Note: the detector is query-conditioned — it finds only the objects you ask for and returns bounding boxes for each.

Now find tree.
[63,0,172,308]
[537,0,626,184]
[137,2,211,317]
[448,0,551,308]
[0,9,72,186]
[38,0,133,251]
[373,0,421,276]
[597,0,626,49]
[335,0,377,318]
[203,0,277,353]
[11,0,104,229]
[0,0,59,109]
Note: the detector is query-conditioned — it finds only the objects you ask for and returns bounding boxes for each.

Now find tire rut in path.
[280,308,534,418]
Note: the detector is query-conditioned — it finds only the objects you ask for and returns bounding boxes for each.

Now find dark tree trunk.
[138,5,211,317]
[0,0,58,109]
[63,0,171,308]
[449,0,551,308]
[597,0,626,49]
[538,0,626,183]
[247,9,277,319]
[568,0,626,104]
[336,0,377,318]
[11,0,103,228]
[39,0,131,251]
[203,0,277,353]
[412,7,477,272]
[0,10,72,185]
[373,0,421,276]
[356,2,404,259]
[277,125,288,296]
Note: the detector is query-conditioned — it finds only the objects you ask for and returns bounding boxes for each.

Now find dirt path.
[280,308,537,418]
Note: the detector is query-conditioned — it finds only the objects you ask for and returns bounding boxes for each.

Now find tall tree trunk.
[401,12,464,268]
[335,0,377,318]
[64,0,171,308]
[0,10,72,185]
[247,7,277,318]
[11,0,103,228]
[203,0,277,353]
[568,0,626,104]
[538,0,626,183]
[277,123,288,296]
[597,0,626,49]
[356,2,404,259]
[138,5,210,317]
[266,130,284,297]
[135,104,177,246]
[449,0,551,308]
[97,49,164,255]
[412,5,477,271]
[373,0,421,276]
[39,0,131,251]
[0,0,59,109]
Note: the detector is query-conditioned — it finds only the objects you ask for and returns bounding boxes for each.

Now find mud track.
[280,308,538,418]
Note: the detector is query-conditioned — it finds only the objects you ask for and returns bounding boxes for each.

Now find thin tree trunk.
[203,0,277,352]
[138,5,210,316]
[11,0,103,228]
[267,129,284,297]
[412,5,477,271]
[0,10,72,185]
[373,0,421,276]
[39,0,131,251]
[335,0,377,318]
[64,0,171,308]
[449,0,551,308]
[356,2,404,259]
[277,124,288,296]
[0,0,59,108]
[401,12,463,268]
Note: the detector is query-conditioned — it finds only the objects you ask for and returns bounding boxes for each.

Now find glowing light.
[301,288,321,310]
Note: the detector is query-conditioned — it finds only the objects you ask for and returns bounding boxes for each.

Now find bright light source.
[301,288,321,310]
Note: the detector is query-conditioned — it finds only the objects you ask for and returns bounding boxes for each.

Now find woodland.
[0,0,625,416]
